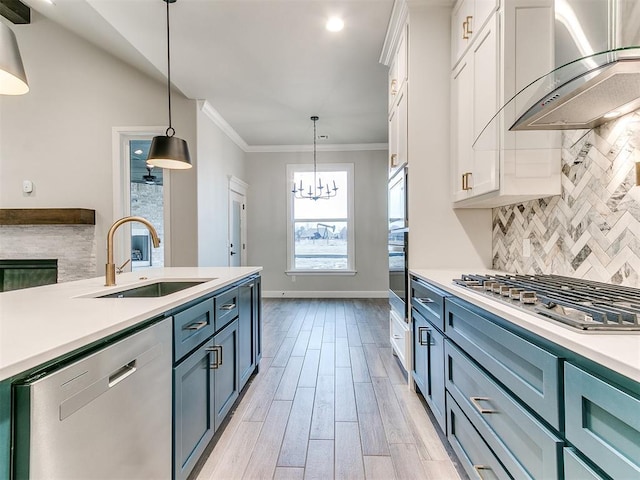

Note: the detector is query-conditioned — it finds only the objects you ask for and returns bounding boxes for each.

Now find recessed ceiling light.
[326,17,344,32]
[134,149,143,155]
[604,110,621,119]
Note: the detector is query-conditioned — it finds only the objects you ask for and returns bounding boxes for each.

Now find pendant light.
[292,116,338,201]
[147,0,192,170]
[0,22,29,95]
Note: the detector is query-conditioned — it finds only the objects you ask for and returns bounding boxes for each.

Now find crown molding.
[198,100,249,152]
[379,0,409,66]
[245,143,388,153]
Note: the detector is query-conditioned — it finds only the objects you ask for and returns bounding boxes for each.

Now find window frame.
[286,162,355,275]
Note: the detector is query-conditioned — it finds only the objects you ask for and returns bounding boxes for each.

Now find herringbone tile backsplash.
[493,112,640,286]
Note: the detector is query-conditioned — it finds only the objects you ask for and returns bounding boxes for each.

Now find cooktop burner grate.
[454,273,640,332]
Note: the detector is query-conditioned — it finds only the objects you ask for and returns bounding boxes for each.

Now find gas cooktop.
[454,273,640,332]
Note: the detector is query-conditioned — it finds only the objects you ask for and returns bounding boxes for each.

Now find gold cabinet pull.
[390,153,398,166]
[462,172,472,191]
[390,78,398,96]
[465,15,473,36]
[462,20,469,40]
[470,396,497,414]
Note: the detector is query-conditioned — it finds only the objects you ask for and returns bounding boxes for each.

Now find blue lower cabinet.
[412,309,429,394]
[173,339,216,480]
[213,319,240,430]
[564,448,607,480]
[445,298,561,430]
[412,309,446,432]
[446,340,563,479]
[564,363,640,480]
[447,393,511,480]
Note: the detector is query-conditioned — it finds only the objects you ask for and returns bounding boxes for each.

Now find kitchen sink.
[95,280,212,298]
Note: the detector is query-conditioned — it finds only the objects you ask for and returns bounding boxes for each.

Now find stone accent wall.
[493,112,640,286]
[130,182,164,268]
[0,225,96,282]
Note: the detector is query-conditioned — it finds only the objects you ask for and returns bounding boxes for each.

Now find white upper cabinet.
[388,25,408,113]
[451,0,562,208]
[388,24,408,177]
[451,0,499,68]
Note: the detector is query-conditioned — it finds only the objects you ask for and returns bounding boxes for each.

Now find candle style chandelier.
[292,116,338,201]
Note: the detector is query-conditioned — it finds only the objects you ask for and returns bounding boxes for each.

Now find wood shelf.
[0,209,96,225]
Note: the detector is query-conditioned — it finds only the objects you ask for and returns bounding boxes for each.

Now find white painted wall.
[0,13,198,272]
[407,5,492,269]
[246,150,388,296]
[196,102,246,266]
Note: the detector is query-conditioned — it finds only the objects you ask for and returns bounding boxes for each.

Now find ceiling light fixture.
[146,0,192,170]
[326,17,344,32]
[0,22,29,95]
[292,116,338,201]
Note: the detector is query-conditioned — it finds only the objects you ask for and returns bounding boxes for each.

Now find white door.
[229,190,245,266]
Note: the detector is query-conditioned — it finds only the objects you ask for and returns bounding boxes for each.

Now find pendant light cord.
[165,0,174,137]
[313,116,317,188]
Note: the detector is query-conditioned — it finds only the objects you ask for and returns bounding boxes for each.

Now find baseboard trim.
[263,290,389,299]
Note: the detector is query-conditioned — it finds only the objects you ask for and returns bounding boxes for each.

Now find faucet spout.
[105,216,161,286]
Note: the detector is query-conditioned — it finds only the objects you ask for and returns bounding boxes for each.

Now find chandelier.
[292,116,338,201]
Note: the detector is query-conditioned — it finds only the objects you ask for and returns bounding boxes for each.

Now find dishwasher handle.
[108,360,137,388]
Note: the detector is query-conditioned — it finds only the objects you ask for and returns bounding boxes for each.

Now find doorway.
[113,128,170,272]
[228,176,248,267]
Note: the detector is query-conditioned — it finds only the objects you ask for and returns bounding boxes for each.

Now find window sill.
[285,270,357,276]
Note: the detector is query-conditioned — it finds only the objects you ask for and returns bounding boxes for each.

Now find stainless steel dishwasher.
[13,318,172,479]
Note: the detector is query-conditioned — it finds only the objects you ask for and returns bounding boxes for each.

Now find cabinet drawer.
[173,299,215,362]
[214,287,239,331]
[410,277,447,332]
[445,297,560,429]
[447,393,511,480]
[446,341,562,479]
[563,448,606,480]
[564,363,640,480]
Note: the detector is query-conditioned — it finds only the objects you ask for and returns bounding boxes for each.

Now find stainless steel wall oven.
[388,166,408,321]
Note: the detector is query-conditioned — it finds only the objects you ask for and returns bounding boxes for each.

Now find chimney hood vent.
[509,48,640,131]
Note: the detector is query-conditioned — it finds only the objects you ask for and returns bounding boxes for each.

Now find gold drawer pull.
[462,20,469,40]
[473,465,492,479]
[390,78,398,96]
[185,320,208,331]
[462,172,473,191]
[207,345,223,369]
[470,396,497,414]
[390,153,398,166]
[465,16,473,36]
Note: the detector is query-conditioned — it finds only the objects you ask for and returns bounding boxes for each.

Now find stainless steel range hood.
[510,48,640,131]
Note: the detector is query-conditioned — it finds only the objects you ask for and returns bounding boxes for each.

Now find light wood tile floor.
[194,298,464,480]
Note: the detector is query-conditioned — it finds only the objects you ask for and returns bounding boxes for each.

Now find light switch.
[22,180,33,193]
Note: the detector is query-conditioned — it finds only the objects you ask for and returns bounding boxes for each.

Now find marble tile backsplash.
[0,225,96,282]
[493,112,640,286]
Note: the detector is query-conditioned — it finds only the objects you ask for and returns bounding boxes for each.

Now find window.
[286,163,355,274]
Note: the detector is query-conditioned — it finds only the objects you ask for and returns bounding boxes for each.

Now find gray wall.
[246,149,388,296]
[196,104,247,267]
[0,13,198,273]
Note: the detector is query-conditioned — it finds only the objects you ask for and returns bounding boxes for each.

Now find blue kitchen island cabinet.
[0,268,262,480]
[238,274,262,390]
[172,279,259,480]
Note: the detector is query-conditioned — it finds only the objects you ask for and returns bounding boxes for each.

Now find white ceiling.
[23,0,396,148]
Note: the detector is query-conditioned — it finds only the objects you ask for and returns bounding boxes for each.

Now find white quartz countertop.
[410,269,640,383]
[0,267,262,381]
